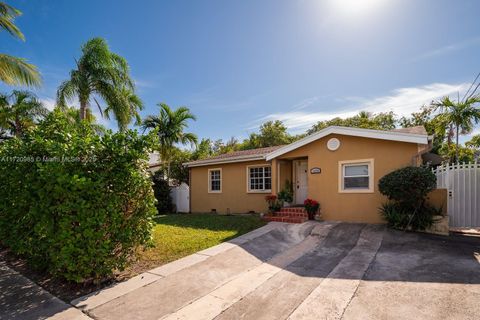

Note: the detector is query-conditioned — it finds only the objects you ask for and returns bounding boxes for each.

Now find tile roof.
[185,145,283,166]
[390,126,428,135]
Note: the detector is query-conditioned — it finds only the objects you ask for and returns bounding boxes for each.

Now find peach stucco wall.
[277,134,420,223]
[426,188,448,215]
[190,160,271,214]
[190,133,425,223]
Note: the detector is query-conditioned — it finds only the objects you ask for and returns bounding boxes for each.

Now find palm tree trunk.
[455,125,460,163]
[79,99,87,120]
[14,114,21,137]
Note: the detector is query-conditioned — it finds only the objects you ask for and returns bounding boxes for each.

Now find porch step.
[275,211,308,218]
[263,207,310,223]
[263,215,308,224]
[279,207,307,214]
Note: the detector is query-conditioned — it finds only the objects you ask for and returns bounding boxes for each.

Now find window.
[247,165,271,192]
[339,159,374,193]
[208,168,222,193]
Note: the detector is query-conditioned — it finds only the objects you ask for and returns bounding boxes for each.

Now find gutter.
[184,155,267,168]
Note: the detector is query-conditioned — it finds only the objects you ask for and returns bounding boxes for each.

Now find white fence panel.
[433,162,480,227]
[170,183,190,213]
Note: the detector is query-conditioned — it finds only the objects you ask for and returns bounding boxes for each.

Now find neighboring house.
[185,126,432,223]
[148,152,162,174]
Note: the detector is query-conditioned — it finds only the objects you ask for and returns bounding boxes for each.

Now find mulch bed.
[0,247,143,302]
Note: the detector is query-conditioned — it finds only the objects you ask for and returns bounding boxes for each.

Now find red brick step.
[262,207,309,223]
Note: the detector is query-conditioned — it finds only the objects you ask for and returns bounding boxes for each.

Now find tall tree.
[256,120,293,147]
[192,138,214,160]
[58,106,105,134]
[0,2,41,87]
[432,96,480,162]
[466,134,480,149]
[240,120,294,150]
[0,90,48,137]
[142,103,197,176]
[400,105,451,154]
[57,37,142,130]
[104,87,143,131]
[307,111,396,134]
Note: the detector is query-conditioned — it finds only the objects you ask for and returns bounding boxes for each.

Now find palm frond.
[56,79,78,108]
[0,54,41,87]
[0,2,24,41]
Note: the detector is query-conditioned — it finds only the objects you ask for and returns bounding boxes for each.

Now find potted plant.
[265,194,282,215]
[304,198,320,220]
[277,180,293,207]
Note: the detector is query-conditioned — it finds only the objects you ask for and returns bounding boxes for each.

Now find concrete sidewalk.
[0,261,91,320]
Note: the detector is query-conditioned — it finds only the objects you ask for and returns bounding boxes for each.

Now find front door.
[295,160,308,205]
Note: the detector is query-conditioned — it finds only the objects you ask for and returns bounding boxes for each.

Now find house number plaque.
[310,167,321,174]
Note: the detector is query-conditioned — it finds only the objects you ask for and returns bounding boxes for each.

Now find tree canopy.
[142,103,197,178]
[308,111,396,134]
[0,2,41,87]
[57,37,142,131]
[0,90,48,137]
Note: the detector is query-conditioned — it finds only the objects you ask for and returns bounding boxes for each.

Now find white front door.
[295,160,308,205]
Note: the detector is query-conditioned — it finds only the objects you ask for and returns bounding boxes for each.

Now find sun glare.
[328,0,389,18]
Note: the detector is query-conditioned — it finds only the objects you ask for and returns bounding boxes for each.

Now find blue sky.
[3,0,480,143]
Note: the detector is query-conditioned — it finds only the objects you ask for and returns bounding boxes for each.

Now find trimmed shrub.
[378,166,436,208]
[378,166,438,231]
[152,172,173,213]
[0,111,157,282]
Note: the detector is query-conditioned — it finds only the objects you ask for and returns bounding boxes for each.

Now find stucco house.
[185,126,433,223]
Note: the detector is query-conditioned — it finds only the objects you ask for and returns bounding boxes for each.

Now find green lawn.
[132,214,266,273]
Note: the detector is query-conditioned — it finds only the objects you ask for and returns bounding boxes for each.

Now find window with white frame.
[247,166,271,192]
[339,159,373,192]
[208,169,222,192]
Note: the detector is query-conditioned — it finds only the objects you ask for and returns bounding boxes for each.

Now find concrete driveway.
[73,221,480,320]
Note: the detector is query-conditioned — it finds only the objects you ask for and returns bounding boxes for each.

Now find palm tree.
[104,87,143,131]
[0,90,48,137]
[142,103,197,178]
[59,106,105,134]
[0,2,41,87]
[433,96,480,162]
[57,37,141,130]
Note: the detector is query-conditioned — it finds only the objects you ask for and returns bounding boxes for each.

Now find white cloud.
[250,82,471,133]
[40,97,56,111]
[412,37,480,62]
[292,96,320,110]
[134,78,156,89]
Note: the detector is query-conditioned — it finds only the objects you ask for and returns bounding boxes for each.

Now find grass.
[131,213,266,273]
[0,213,265,302]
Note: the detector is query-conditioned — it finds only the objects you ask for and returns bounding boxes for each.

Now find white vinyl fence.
[170,182,190,213]
[433,162,480,227]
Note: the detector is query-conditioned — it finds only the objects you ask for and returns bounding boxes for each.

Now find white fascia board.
[266,126,429,161]
[184,155,266,168]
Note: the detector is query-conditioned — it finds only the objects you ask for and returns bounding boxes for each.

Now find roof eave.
[184,155,267,168]
[266,126,429,161]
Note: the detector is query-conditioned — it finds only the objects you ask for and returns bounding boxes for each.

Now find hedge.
[0,111,157,282]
